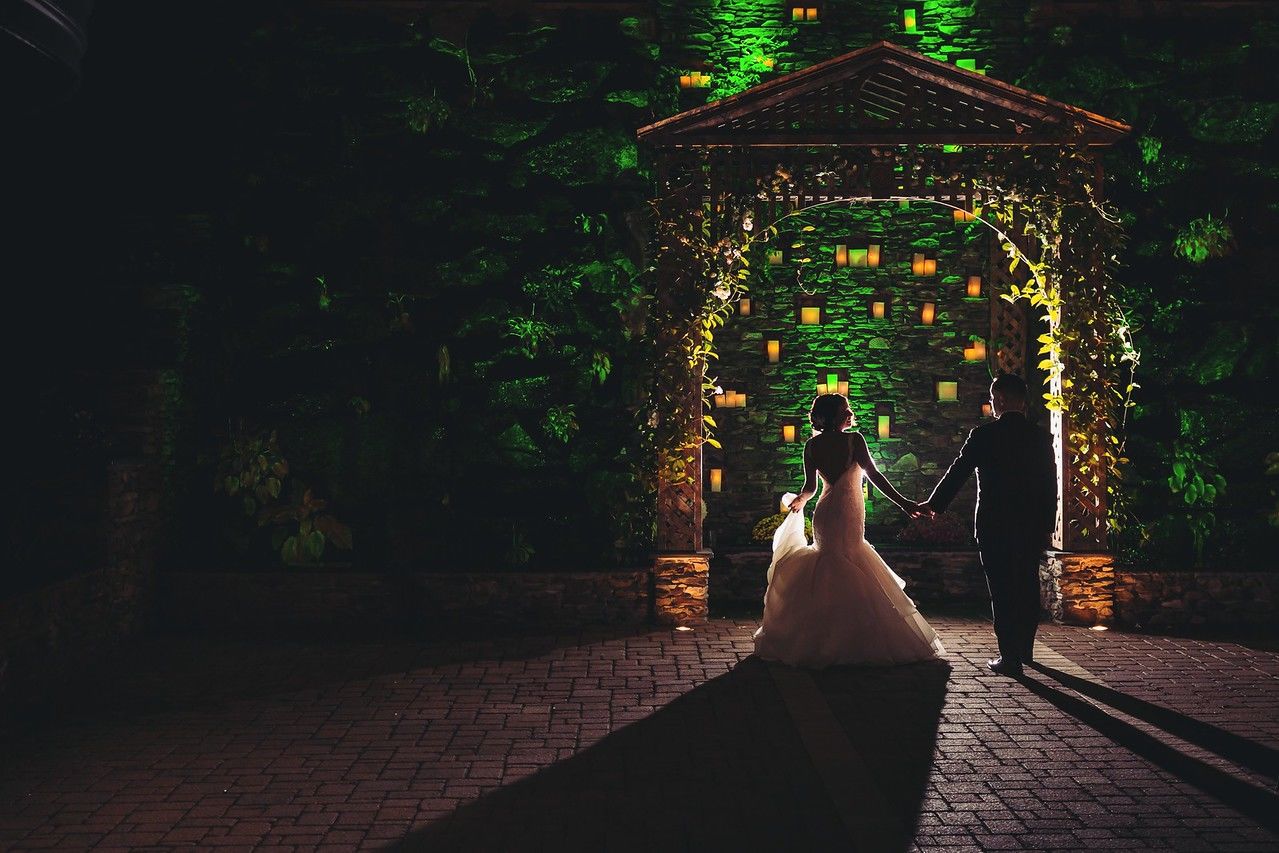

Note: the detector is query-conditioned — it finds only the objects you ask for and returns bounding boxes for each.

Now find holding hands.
[905,501,937,520]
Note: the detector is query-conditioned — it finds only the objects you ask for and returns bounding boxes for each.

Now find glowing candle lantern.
[872,300,887,319]
[924,257,937,276]
[911,253,925,275]
[805,7,818,20]
[766,339,781,363]
[782,424,797,443]
[849,248,868,267]
[963,339,987,362]
[709,468,723,492]
[877,414,891,439]
[867,244,881,267]
[791,5,804,20]
[737,393,748,408]
[825,372,840,390]
[834,244,849,267]
[816,383,828,396]
[903,6,918,32]
[768,249,784,265]
[679,74,692,89]
[981,401,993,418]
[954,208,975,223]
[800,306,821,325]
[966,275,982,298]
[936,380,959,402]
[713,391,726,408]
[920,300,936,326]
[837,381,849,396]
[739,297,751,316]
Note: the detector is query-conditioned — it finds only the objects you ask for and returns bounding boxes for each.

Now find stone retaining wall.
[711,546,988,608]
[158,569,651,636]
[1114,571,1278,632]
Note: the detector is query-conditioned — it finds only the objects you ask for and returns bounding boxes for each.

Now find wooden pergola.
[637,42,1130,624]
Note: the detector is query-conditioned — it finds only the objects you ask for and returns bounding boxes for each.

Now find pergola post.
[651,257,711,626]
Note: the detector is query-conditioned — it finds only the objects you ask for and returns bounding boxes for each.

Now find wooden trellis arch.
[638,41,1130,569]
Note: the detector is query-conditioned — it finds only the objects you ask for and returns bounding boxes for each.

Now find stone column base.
[652,552,710,626]
[1039,551,1115,626]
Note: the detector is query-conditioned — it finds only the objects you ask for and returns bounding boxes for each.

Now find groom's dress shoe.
[987,656,1023,676]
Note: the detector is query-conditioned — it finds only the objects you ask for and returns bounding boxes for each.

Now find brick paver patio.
[1,615,1276,851]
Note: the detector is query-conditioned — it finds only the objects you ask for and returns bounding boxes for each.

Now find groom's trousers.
[979,540,1043,662]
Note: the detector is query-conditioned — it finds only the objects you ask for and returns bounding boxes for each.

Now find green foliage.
[1172,214,1234,263]
[751,513,813,544]
[214,428,288,519]
[260,486,354,564]
[542,404,579,443]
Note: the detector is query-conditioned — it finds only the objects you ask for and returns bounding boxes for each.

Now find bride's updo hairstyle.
[809,393,856,433]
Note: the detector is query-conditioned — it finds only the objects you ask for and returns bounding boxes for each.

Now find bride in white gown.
[754,394,945,668]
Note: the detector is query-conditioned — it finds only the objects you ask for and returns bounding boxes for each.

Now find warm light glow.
[877,414,891,439]
[1090,624,1109,632]
[679,74,692,88]
[800,305,821,325]
[837,381,848,396]
[709,468,723,492]
[739,297,751,316]
[867,244,881,267]
[849,248,868,267]
[963,339,987,362]
[981,401,993,418]
[872,300,886,319]
[791,6,804,20]
[921,301,936,325]
[816,383,828,395]
[911,253,925,275]
[953,208,975,223]
[675,625,694,632]
[834,244,848,267]
[767,249,784,265]
[713,392,726,408]
[766,339,780,363]
[805,7,818,20]
[737,393,747,408]
[903,7,917,32]
[966,275,982,298]
[937,380,958,402]
[782,424,797,442]
[925,258,937,276]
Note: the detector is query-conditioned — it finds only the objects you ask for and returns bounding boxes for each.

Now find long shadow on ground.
[1019,668,1279,834]
[386,656,950,852]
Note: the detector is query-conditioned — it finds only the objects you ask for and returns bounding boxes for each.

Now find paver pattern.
[1,616,1276,851]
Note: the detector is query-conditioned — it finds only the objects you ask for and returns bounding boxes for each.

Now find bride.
[753,393,945,668]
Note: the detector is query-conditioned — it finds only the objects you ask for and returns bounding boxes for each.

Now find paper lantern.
[920,301,936,326]
[782,424,797,443]
[766,339,781,363]
[966,275,982,298]
[709,468,723,492]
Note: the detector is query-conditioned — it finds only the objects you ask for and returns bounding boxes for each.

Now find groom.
[920,373,1057,676]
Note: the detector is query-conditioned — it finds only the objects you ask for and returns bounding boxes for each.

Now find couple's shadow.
[386,655,951,852]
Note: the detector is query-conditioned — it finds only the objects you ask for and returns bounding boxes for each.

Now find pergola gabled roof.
[638,41,1130,147]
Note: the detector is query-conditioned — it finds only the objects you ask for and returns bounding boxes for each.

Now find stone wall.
[1038,552,1115,625]
[159,569,652,636]
[1114,571,1278,633]
[705,202,1005,547]
[0,460,158,714]
[712,546,988,608]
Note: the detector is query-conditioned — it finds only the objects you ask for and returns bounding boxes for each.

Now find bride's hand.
[788,496,808,513]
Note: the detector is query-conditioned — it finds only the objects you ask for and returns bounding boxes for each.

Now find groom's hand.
[918,501,937,520]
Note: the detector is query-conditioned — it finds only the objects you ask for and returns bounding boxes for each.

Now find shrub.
[751,512,813,544]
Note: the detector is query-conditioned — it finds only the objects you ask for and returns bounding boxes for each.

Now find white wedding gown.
[753,462,945,669]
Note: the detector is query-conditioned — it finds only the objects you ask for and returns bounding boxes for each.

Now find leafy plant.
[506,315,553,357]
[259,486,354,564]
[543,404,579,443]
[1173,214,1234,263]
[1165,441,1226,564]
[751,512,813,544]
[214,427,288,518]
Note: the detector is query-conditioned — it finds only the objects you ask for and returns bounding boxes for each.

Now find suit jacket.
[928,412,1057,548]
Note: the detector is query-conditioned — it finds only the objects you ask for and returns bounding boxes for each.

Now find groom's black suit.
[928,411,1057,665]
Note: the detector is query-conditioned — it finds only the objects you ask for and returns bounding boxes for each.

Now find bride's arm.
[850,432,918,514]
[787,440,819,513]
